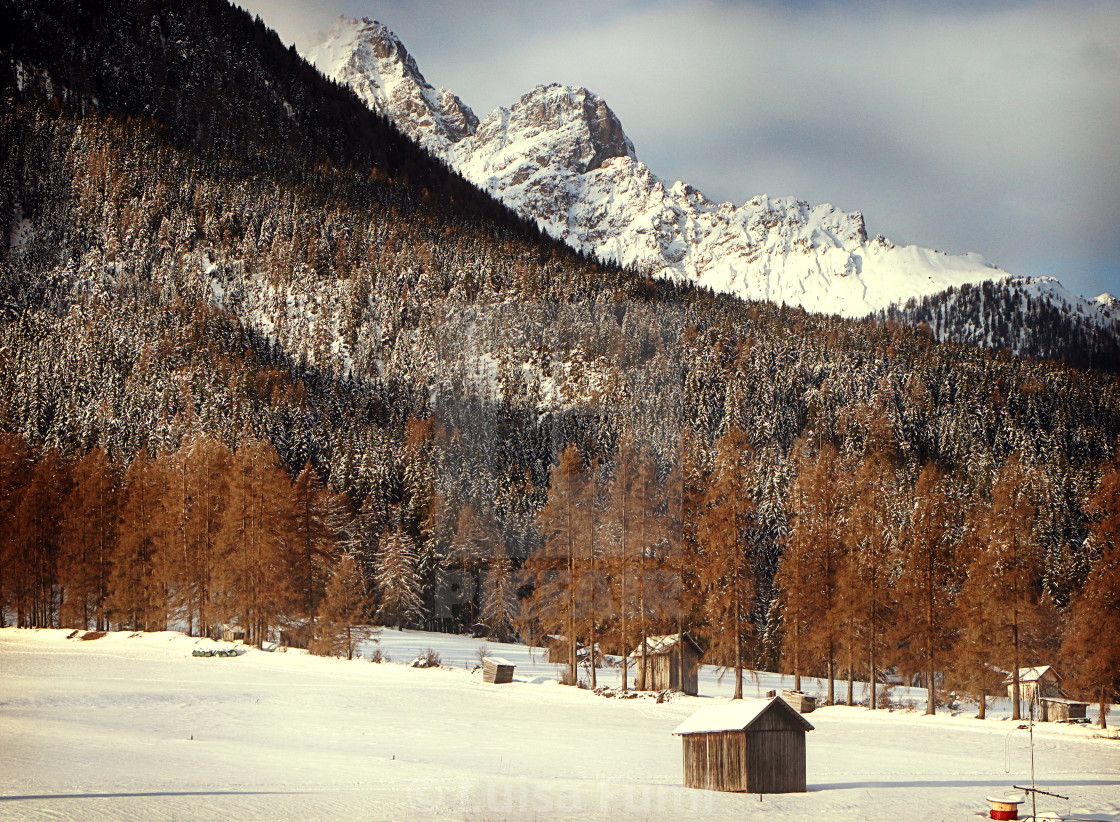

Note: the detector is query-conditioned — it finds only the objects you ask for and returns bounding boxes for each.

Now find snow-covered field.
[2,628,1118,821]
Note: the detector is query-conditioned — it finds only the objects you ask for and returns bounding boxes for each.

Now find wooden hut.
[544,635,569,664]
[220,624,246,643]
[629,633,703,696]
[673,697,814,793]
[767,689,816,713]
[1003,666,1065,704]
[1040,697,1087,723]
[482,656,515,684]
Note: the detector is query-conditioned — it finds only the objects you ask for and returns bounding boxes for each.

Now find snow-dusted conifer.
[375,518,424,629]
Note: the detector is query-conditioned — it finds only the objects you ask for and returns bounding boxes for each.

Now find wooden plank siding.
[746,730,806,793]
[634,642,701,695]
[482,658,514,684]
[682,731,747,792]
[682,728,806,793]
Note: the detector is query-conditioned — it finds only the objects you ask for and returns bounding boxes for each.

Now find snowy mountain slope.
[302,17,1050,320]
[881,276,1120,369]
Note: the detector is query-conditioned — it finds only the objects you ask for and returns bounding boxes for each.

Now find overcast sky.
[239,0,1120,300]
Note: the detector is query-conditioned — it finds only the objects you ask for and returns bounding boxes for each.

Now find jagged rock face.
[1094,292,1119,314]
[304,17,477,155]
[302,19,1058,318]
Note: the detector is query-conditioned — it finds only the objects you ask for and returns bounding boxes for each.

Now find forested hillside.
[881,279,1120,372]
[1,0,1118,715]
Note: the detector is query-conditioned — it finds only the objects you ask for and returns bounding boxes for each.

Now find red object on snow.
[987,794,1024,820]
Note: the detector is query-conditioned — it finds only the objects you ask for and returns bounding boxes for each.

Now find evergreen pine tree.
[481,540,518,642]
[375,516,424,629]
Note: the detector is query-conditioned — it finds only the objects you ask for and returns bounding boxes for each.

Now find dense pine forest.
[880,280,1120,373]
[1,0,1118,720]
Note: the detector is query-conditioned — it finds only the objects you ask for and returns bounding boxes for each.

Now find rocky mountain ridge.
[304,16,1118,337]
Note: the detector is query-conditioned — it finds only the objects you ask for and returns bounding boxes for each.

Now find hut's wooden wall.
[1041,699,1086,722]
[635,647,700,695]
[483,659,514,684]
[746,730,806,793]
[682,731,747,792]
[634,653,669,690]
[681,647,700,695]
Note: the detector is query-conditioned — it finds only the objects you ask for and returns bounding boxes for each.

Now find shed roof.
[673,697,815,735]
[482,656,513,666]
[1039,696,1085,706]
[629,633,703,659]
[1002,665,1060,685]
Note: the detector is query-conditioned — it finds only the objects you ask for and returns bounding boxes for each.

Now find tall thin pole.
[1029,701,1036,822]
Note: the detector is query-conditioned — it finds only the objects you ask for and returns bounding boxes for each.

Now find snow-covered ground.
[2,628,1118,821]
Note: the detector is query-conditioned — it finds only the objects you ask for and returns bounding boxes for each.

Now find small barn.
[1040,697,1087,723]
[673,697,814,793]
[629,633,703,696]
[544,635,569,664]
[1004,666,1065,704]
[219,624,245,643]
[767,689,816,713]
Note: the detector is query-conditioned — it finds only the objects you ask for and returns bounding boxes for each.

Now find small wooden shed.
[1040,697,1087,723]
[1004,666,1065,704]
[673,697,814,793]
[220,624,246,643]
[629,633,703,696]
[482,656,515,684]
[544,634,569,664]
[767,689,816,713]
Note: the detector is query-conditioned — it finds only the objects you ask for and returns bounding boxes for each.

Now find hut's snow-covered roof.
[1002,665,1060,684]
[1039,696,1085,706]
[628,633,702,659]
[482,656,513,667]
[673,697,814,735]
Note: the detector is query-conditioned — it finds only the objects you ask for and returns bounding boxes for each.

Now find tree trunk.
[1100,683,1108,730]
[827,649,835,707]
[794,621,802,692]
[620,569,628,692]
[1011,618,1021,721]
[638,548,649,691]
[926,661,936,715]
[678,623,685,693]
[869,584,878,710]
[846,652,854,706]
[1011,540,1022,721]
[869,641,877,710]
[588,621,597,689]
[978,689,986,720]
[733,586,743,700]
[567,487,577,686]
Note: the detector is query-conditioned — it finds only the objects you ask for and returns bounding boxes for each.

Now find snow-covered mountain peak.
[511,83,636,171]
[455,84,636,182]
[304,16,477,155]
[301,21,1117,334]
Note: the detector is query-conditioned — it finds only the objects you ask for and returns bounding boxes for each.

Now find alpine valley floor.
[1,628,1118,821]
